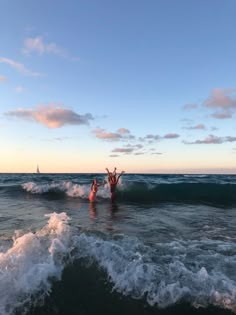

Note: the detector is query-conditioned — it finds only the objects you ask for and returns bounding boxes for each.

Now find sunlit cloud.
[0,75,7,82]
[204,88,236,109]
[22,36,79,61]
[183,123,206,130]
[5,104,93,128]
[183,134,236,145]
[204,88,236,119]
[92,127,135,141]
[117,128,130,134]
[0,57,43,77]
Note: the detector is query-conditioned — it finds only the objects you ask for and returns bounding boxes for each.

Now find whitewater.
[0,173,235,315]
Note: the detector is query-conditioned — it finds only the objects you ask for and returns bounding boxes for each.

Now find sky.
[1,0,236,174]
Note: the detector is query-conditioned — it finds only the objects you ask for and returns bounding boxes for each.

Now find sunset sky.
[1,0,236,173]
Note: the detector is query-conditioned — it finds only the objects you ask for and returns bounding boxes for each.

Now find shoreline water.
[0,173,235,315]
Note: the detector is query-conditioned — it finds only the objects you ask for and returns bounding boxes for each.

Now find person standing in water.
[89,178,105,202]
[105,167,125,202]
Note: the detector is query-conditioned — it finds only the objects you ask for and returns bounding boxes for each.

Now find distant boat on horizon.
[36,165,40,174]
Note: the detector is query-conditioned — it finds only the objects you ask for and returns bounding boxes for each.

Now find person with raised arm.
[89,178,105,202]
[105,167,125,202]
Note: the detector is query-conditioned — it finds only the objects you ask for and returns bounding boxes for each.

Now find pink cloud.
[0,57,42,76]
[93,127,135,141]
[117,128,130,134]
[5,104,93,128]
[204,88,236,109]
[92,128,122,141]
[184,123,206,130]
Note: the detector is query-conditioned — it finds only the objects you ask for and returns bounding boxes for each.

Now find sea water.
[0,173,235,315]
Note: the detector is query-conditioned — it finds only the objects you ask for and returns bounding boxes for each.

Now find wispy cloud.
[92,128,135,141]
[183,123,206,130]
[111,143,145,156]
[184,134,236,145]
[141,133,180,142]
[0,57,42,77]
[211,111,232,119]
[22,36,79,61]
[183,103,198,110]
[15,86,25,93]
[5,104,93,128]
[163,133,180,139]
[112,147,134,154]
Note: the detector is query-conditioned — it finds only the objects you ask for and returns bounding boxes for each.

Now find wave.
[1,212,236,314]
[19,180,236,206]
[0,212,71,315]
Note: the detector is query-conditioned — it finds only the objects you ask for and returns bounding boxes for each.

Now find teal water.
[0,173,236,315]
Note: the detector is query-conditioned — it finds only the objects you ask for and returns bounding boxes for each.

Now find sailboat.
[36,165,40,174]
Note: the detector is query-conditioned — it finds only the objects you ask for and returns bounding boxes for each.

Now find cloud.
[22,36,79,61]
[184,123,206,130]
[140,133,179,143]
[204,88,236,119]
[183,134,236,145]
[15,86,25,93]
[0,57,42,77]
[183,103,198,110]
[117,128,130,134]
[211,111,232,119]
[0,75,7,82]
[5,104,93,128]
[92,128,135,141]
[204,88,236,109]
[112,147,134,153]
[163,133,180,139]
[23,36,64,56]
[111,143,144,155]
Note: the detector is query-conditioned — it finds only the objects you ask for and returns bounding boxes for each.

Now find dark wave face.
[0,173,235,207]
[0,173,236,315]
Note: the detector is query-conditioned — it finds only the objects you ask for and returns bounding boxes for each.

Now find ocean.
[0,173,235,315]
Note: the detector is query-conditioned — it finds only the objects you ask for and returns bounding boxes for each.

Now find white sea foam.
[71,234,236,312]
[21,181,112,199]
[0,212,71,315]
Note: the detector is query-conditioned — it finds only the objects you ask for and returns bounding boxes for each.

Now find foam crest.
[72,234,236,312]
[21,181,111,199]
[0,212,71,315]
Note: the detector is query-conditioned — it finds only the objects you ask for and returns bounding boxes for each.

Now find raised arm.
[116,171,125,183]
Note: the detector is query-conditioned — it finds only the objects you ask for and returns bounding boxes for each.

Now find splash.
[0,212,71,315]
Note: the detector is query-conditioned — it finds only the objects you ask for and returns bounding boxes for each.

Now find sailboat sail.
[37,165,40,174]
